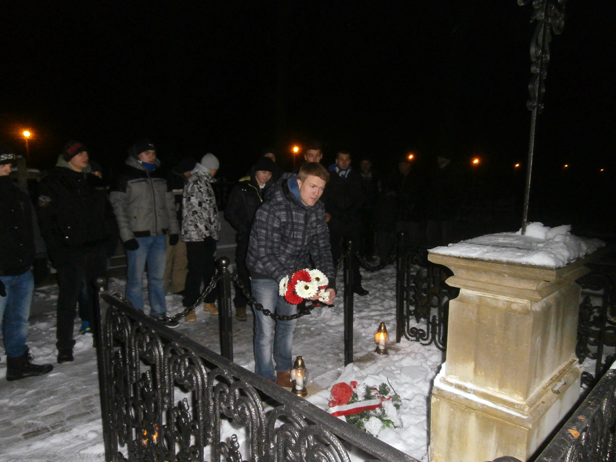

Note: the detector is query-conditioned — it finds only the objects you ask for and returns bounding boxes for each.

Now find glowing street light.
[407,153,415,161]
[514,163,521,169]
[291,145,300,167]
[23,130,31,160]
[472,157,480,166]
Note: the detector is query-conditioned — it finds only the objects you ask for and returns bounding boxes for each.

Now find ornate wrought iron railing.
[94,285,418,462]
[394,241,455,352]
[488,361,616,462]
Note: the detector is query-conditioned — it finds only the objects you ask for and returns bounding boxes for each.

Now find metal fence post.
[344,239,354,366]
[217,257,233,361]
[92,277,113,462]
[395,232,406,343]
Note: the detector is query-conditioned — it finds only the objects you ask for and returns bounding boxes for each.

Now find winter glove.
[169,234,179,246]
[33,257,50,284]
[0,279,5,297]
[124,238,140,251]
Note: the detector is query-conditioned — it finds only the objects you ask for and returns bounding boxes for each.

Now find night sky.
[2,1,615,230]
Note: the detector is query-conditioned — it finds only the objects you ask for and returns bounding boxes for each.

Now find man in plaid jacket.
[246,162,336,387]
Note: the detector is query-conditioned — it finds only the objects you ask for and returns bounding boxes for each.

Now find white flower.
[296,280,318,299]
[279,276,289,296]
[308,269,329,287]
[382,400,401,427]
[317,289,330,303]
[364,416,382,437]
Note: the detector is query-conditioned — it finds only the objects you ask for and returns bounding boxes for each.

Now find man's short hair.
[337,150,351,158]
[298,162,329,183]
[305,139,322,153]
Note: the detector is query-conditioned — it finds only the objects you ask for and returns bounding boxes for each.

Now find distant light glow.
[600,168,604,172]
[408,153,414,161]
[23,130,31,138]
[292,145,299,154]
[514,163,520,168]
[472,157,480,165]
[563,164,569,169]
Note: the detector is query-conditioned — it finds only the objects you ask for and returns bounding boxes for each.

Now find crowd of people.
[0,138,466,388]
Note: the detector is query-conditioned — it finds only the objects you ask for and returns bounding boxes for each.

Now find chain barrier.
[169,274,221,322]
[355,247,397,272]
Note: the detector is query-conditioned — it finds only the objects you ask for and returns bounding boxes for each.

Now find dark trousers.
[51,245,107,351]
[184,238,217,307]
[233,233,251,308]
[328,220,362,288]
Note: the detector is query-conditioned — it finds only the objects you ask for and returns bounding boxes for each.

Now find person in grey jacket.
[246,162,336,387]
[110,139,180,327]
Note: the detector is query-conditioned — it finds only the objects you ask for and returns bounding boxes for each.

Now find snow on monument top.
[430,223,604,269]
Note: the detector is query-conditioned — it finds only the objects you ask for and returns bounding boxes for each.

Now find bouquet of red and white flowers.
[279,269,330,305]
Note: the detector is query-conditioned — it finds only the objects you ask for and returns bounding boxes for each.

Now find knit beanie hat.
[201,153,219,170]
[0,144,16,166]
[254,156,275,173]
[174,157,197,174]
[131,138,156,158]
[63,141,87,162]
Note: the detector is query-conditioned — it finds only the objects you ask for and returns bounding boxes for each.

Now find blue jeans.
[0,270,33,358]
[126,235,167,317]
[251,278,297,381]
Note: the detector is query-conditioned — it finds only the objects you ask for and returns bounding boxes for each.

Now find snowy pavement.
[0,266,443,462]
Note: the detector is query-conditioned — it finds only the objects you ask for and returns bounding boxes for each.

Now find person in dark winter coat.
[37,141,117,363]
[181,153,221,321]
[321,150,368,295]
[110,139,180,327]
[224,156,275,321]
[246,162,336,387]
[0,145,54,380]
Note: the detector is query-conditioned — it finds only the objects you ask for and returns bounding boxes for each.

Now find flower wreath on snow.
[279,269,330,305]
[327,381,402,437]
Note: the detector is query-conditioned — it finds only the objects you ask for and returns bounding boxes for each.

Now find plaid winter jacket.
[246,174,336,289]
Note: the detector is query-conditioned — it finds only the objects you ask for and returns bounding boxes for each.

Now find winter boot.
[185,311,197,323]
[235,306,247,321]
[7,350,54,381]
[57,349,74,364]
[276,371,293,388]
[203,303,219,315]
[79,321,91,335]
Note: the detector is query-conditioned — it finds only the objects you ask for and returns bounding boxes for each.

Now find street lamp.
[292,145,300,168]
[23,130,31,161]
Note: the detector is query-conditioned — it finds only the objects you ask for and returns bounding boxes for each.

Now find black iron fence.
[93,280,418,462]
[488,360,616,462]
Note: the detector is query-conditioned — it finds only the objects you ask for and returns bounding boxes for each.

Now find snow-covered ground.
[0,265,443,462]
[0,223,607,462]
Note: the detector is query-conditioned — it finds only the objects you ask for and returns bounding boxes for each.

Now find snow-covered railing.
[94,288,418,462]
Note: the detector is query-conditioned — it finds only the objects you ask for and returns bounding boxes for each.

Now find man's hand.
[0,279,6,297]
[33,257,50,284]
[322,288,336,305]
[124,238,140,251]
[325,213,331,222]
[169,234,179,246]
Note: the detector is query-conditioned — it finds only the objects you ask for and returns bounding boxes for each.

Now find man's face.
[304,149,323,164]
[296,174,326,207]
[255,170,272,186]
[360,160,372,174]
[138,150,156,164]
[69,152,89,172]
[0,163,12,176]
[336,153,351,170]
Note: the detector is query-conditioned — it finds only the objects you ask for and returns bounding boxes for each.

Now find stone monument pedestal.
[428,254,589,462]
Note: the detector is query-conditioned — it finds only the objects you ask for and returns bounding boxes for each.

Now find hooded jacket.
[246,173,336,289]
[110,155,179,242]
[37,158,116,253]
[224,175,267,235]
[181,164,220,242]
[0,177,46,275]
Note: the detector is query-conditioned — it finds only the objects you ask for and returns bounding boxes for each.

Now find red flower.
[330,382,354,406]
[285,281,303,304]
